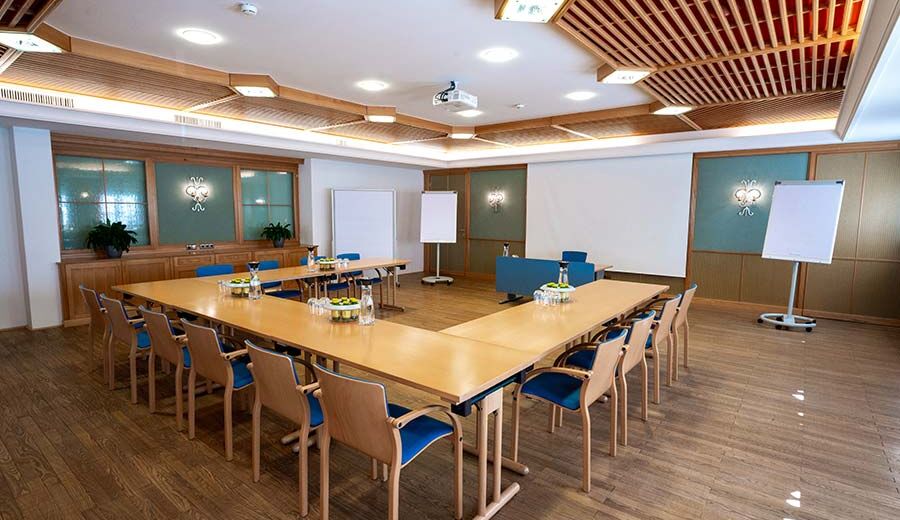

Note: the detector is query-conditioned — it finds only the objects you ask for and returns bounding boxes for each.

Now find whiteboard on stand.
[762,180,844,264]
[332,189,396,259]
[420,191,457,243]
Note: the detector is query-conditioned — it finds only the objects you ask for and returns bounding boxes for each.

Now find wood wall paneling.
[851,261,900,319]
[803,259,856,314]
[858,151,900,260]
[689,252,743,301]
[814,152,865,257]
[739,255,795,306]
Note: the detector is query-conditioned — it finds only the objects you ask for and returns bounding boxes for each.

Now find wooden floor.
[1,275,900,519]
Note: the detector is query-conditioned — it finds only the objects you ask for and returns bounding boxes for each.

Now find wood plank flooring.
[1,275,899,519]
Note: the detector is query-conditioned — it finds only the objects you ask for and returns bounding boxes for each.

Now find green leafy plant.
[84,219,138,256]
[260,222,293,246]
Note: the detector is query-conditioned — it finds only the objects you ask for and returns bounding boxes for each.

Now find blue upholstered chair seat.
[307,394,324,428]
[387,403,453,465]
[356,276,383,285]
[521,372,583,411]
[197,264,234,277]
[326,281,350,292]
[136,330,151,350]
[182,347,192,368]
[267,289,302,299]
[231,358,255,389]
[261,281,282,290]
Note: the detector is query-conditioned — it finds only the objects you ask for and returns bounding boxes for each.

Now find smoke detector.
[239,3,258,15]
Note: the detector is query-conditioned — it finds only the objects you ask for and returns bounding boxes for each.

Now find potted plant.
[261,222,293,248]
[85,219,138,259]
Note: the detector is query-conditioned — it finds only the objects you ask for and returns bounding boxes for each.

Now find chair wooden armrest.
[296,382,319,395]
[174,334,188,344]
[221,349,248,360]
[312,389,322,399]
[523,366,592,384]
[127,317,145,325]
[388,404,456,429]
[553,342,599,366]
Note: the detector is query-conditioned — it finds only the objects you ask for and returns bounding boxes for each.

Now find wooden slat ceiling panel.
[1,52,234,109]
[477,126,588,146]
[557,0,866,108]
[687,90,843,128]
[199,96,362,131]
[561,113,695,138]
[321,121,446,144]
[0,0,60,31]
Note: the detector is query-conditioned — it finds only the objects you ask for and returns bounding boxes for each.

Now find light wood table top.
[442,279,667,355]
[113,278,535,404]
[198,257,410,284]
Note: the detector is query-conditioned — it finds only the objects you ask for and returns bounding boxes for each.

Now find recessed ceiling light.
[365,114,396,123]
[449,127,475,139]
[478,47,519,63]
[597,64,652,84]
[0,32,63,52]
[495,0,564,23]
[176,28,222,45]
[233,86,277,97]
[565,91,596,101]
[365,106,397,123]
[457,110,483,118]
[356,79,389,92]
[652,104,693,115]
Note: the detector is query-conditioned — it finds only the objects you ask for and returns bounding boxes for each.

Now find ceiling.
[45,0,652,125]
[0,0,880,156]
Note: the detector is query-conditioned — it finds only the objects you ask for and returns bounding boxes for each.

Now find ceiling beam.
[26,0,64,31]
[8,0,37,28]
[394,114,452,134]
[476,104,652,135]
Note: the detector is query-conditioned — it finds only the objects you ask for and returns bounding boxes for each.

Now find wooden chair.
[646,295,682,393]
[313,365,463,520]
[140,306,190,430]
[99,294,152,404]
[79,285,109,377]
[180,319,255,461]
[672,284,697,379]
[245,340,322,517]
[512,329,627,492]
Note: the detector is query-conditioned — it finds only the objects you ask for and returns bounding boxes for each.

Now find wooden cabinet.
[60,244,316,324]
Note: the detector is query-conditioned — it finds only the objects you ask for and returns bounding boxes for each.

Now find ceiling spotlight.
[356,79,389,92]
[565,91,596,101]
[597,64,653,84]
[514,103,526,109]
[365,106,397,123]
[176,28,222,45]
[0,32,64,52]
[449,127,475,140]
[239,3,258,15]
[230,74,279,97]
[651,102,693,115]
[495,0,564,23]
[457,109,483,118]
[478,47,519,63]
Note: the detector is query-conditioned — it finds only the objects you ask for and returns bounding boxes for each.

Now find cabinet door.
[253,249,286,266]
[173,254,215,278]
[286,248,310,267]
[64,261,122,321]
[215,252,253,272]
[123,257,172,284]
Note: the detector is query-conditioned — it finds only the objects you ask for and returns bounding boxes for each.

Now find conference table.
[198,257,410,311]
[113,276,667,520]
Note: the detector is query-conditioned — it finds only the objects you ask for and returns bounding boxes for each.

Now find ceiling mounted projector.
[433,81,478,112]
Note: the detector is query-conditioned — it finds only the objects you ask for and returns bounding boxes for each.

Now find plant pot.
[104,245,123,259]
[273,238,285,248]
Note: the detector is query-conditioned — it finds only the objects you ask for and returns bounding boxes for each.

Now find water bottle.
[358,281,375,326]
[558,261,569,286]
[307,249,317,272]
[247,261,262,300]
[502,242,510,257]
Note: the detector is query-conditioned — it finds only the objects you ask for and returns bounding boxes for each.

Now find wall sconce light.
[734,179,762,216]
[185,176,210,212]
[488,188,505,213]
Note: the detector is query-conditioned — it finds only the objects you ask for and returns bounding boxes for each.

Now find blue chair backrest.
[259,260,280,270]
[196,264,234,277]
[562,250,588,263]
[299,255,327,266]
[496,256,596,296]
[337,252,362,276]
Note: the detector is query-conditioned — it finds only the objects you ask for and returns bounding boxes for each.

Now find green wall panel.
[469,169,526,241]
[156,162,235,244]
[694,153,808,253]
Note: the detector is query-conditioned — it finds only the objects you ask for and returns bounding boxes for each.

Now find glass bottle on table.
[247,261,262,300]
[307,249,317,272]
[358,281,375,326]
[502,242,510,257]
[558,261,569,286]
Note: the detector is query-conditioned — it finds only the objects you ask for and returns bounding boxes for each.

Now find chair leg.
[609,381,618,457]
[683,320,690,368]
[641,358,649,421]
[298,424,311,517]
[175,363,184,431]
[206,379,214,394]
[252,393,262,482]
[652,344,661,404]
[387,463,401,520]
[320,429,331,520]
[148,351,157,413]
[224,386,234,461]
[580,408,591,493]
[188,368,197,439]
[87,323,94,367]
[129,349,138,405]
[101,328,110,384]
[107,335,116,391]
[556,406,563,428]
[510,392,521,463]
[619,372,628,446]
[548,405,556,433]
[370,457,379,480]
[665,335,674,387]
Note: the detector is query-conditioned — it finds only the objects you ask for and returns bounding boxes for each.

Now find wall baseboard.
[695,297,900,328]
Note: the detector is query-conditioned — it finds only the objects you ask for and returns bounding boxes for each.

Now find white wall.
[527,154,693,277]
[304,158,424,273]
[0,127,27,329]
[9,127,63,328]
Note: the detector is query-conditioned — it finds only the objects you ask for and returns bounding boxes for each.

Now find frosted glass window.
[240,170,294,240]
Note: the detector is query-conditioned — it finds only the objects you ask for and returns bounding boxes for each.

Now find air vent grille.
[0,87,74,108]
[174,114,223,129]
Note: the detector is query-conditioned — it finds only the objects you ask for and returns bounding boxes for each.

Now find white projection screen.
[526,154,693,277]
[332,189,396,259]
